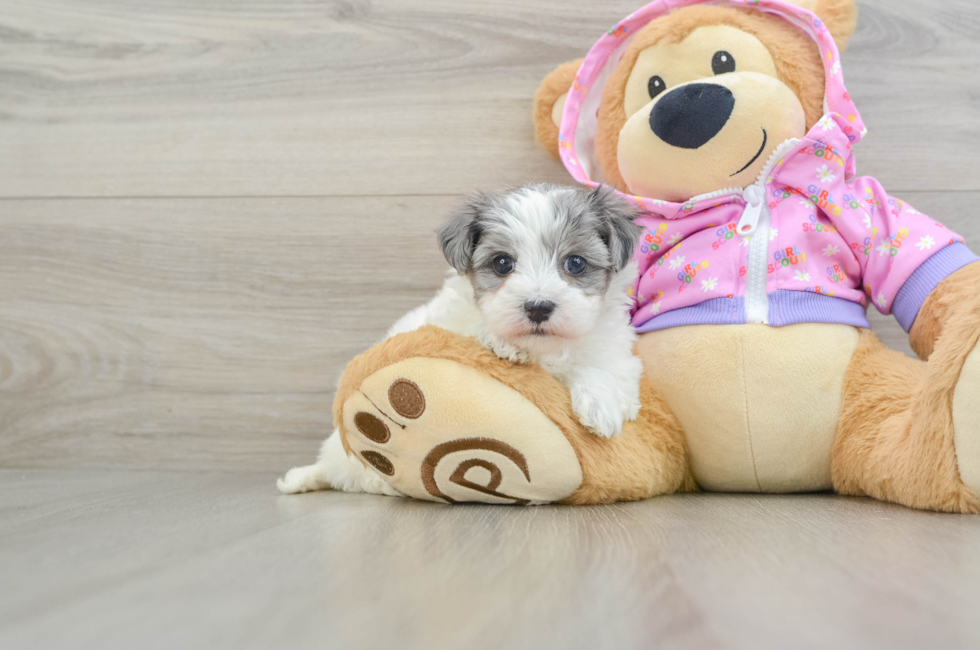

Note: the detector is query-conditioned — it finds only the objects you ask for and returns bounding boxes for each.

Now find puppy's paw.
[619,355,644,423]
[623,396,642,422]
[481,334,531,364]
[570,383,624,438]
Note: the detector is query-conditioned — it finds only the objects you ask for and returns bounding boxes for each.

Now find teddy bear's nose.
[650,83,735,149]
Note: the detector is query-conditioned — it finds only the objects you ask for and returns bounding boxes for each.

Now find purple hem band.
[892,243,979,333]
[768,290,870,329]
[634,292,871,332]
[635,297,746,333]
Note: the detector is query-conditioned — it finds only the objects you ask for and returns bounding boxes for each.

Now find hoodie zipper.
[738,184,771,324]
[732,138,801,325]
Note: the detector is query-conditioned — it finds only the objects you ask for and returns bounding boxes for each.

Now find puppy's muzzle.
[650,83,735,149]
[523,300,555,324]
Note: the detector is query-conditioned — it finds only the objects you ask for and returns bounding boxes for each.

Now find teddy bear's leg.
[833,319,980,513]
[330,325,694,505]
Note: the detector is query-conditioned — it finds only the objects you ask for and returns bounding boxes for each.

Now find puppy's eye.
[492,255,515,276]
[648,75,666,100]
[712,51,736,75]
[564,255,587,276]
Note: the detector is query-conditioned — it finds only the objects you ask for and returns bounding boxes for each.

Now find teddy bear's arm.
[532,59,583,159]
[909,262,980,360]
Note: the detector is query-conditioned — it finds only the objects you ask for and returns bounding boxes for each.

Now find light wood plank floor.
[3,469,980,650]
[2,1,980,647]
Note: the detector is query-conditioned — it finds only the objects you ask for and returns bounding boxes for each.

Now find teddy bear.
[307,0,980,513]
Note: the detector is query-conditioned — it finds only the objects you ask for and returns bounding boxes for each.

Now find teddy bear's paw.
[570,380,625,439]
[953,344,980,496]
[339,357,583,505]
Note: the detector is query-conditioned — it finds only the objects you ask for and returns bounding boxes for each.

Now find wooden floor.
[2,0,980,647]
[2,469,979,650]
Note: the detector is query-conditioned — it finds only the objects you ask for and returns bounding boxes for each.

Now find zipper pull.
[737,185,766,237]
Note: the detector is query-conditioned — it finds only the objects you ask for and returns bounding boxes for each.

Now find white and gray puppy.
[278,183,643,496]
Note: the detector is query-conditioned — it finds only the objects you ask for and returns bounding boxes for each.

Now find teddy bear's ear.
[532,59,583,159]
[783,0,858,51]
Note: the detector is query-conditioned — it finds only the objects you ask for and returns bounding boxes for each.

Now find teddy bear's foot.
[835,327,980,513]
[337,357,584,504]
[953,346,980,497]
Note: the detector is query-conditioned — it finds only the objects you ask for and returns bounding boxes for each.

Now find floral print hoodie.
[558,0,978,333]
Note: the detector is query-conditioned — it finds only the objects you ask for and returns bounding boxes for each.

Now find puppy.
[278,184,643,496]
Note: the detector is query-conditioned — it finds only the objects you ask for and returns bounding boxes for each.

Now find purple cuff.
[892,243,980,332]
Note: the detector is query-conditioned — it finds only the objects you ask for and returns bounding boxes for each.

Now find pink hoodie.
[559,0,977,333]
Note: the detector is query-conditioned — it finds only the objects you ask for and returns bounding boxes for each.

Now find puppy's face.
[438,185,640,350]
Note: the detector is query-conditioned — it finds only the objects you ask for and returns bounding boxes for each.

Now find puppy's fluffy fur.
[278,184,643,496]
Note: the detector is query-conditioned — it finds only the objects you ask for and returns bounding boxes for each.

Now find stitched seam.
[359,391,406,430]
[738,335,763,493]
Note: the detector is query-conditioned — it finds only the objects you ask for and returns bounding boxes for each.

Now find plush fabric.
[341,355,584,504]
[636,323,857,493]
[910,261,980,360]
[834,319,980,514]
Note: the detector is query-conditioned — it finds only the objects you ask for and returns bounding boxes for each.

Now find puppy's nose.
[523,300,555,324]
[650,83,735,149]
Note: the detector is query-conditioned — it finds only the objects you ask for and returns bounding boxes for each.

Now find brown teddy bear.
[287,0,980,513]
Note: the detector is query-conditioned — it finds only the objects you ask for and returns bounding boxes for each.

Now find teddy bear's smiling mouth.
[731,128,768,177]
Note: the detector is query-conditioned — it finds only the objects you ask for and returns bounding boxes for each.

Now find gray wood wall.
[2,0,979,472]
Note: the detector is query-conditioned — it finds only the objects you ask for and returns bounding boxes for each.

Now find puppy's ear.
[587,186,642,271]
[437,192,490,273]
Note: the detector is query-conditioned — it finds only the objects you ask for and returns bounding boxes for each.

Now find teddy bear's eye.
[712,51,736,75]
[648,75,666,100]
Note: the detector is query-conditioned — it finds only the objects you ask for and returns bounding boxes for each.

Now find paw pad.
[388,379,425,418]
[354,411,390,443]
[361,450,395,476]
[340,358,583,505]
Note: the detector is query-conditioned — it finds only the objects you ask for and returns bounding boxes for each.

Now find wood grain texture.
[0,196,458,470]
[1,0,980,197]
[2,469,979,650]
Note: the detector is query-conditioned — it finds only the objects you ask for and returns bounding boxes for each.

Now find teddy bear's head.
[535,0,857,203]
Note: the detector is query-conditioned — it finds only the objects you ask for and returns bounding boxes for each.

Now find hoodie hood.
[558,0,867,215]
